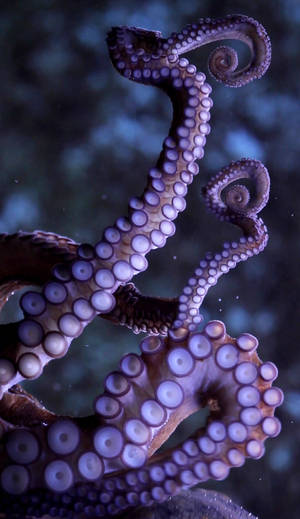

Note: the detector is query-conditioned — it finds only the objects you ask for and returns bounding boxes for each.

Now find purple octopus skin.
[0,231,178,336]
[0,13,281,519]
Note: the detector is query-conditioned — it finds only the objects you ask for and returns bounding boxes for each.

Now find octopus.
[0,13,282,519]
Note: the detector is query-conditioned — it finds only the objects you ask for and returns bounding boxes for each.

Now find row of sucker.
[0,320,282,517]
[171,158,270,332]
[0,14,271,398]
[0,17,215,398]
[157,14,271,87]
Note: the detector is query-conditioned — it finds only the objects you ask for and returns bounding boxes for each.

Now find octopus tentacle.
[0,21,216,397]
[0,321,282,516]
[122,488,260,519]
[0,13,279,519]
[172,158,270,331]
[0,231,177,337]
[162,14,271,87]
[0,385,55,428]
[0,231,76,311]
[0,14,272,397]
[0,159,278,517]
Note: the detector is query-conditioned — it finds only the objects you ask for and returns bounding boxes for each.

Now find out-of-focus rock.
[120,489,258,519]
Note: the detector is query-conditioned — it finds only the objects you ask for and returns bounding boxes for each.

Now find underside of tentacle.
[0,231,178,336]
[0,13,272,398]
[0,320,282,517]
[171,158,270,332]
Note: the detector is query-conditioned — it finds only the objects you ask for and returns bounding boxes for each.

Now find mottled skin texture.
[0,14,281,519]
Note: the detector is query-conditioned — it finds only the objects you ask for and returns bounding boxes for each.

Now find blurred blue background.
[0,0,299,517]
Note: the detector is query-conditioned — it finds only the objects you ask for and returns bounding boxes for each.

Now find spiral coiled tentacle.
[172,159,270,331]
[0,22,215,397]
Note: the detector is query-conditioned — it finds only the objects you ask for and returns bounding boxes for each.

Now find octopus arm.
[162,14,271,87]
[0,14,271,397]
[172,159,270,332]
[0,231,76,311]
[0,384,55,428]
[0,231,178,335]
[0,14,281,519]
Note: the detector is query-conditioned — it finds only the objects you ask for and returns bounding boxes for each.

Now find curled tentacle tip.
[207,15,271,87]
[224,184,250,213]
[208,45,239,83]
[106,25,163,56]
